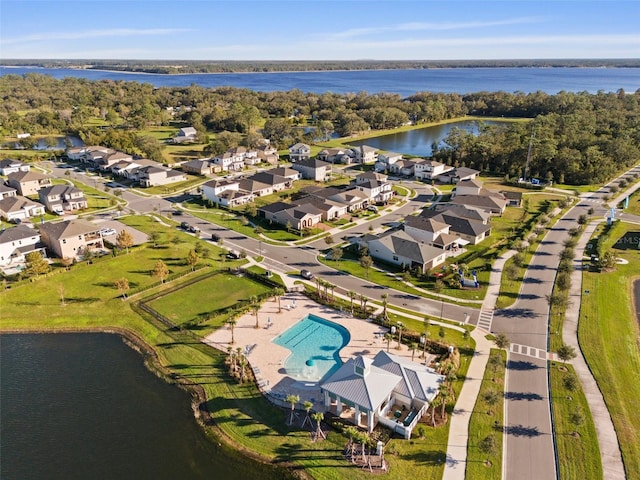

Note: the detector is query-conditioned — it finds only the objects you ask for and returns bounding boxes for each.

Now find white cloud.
[1,28,193,45]
[329,17,545,39]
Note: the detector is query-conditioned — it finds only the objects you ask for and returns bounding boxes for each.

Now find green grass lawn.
[148,274,271,326]
[466,348,505,479]
[621,187,640,216]
[579,221,640,479]
[550,362,602,480]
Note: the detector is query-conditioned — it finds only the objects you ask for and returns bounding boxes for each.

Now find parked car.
[211,232,220,241]
[300,269,314,280]
[100,228,117,236]
[367,205,379,212]
[180,221,190,230]
[227,249,242,259]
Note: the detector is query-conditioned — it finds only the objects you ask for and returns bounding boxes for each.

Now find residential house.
[350,145,378,164]
[317,147,352,164]
[502,190,523,207]
[173,126,198,143]
[292,197,348,221]
[247,171,295,192]
[258,201,322,230]
[321,350,443,437]
[300,185,368,213]
[268,167,300,181]
[389,159,417,177]
[0,159,30,176]
[211,151,245,172]
[0,184,17,199]
[364,229,447,272]
[355,171,388,185]
[353,179,393,205]
[181,159,215,176]
[375,152,403,172]
[238,178,273,197]
[420,210,491,245]
[0,224,46,266]
[403,215,461,252]
[97,151,133,171]
[39,218,104,259]
[6,171,52,196]
[291,158,331,182]
[288,143,311,163]
[137,166,187,187]
[439,167,480,184]
[451,194,508,215]
[201,179,254,208]
[0,195,45,221]
[450,178,508,214]
[66,145,111,162]
[226,147,260,167]
[425,203,491,225]
[38,185,88,214]
[256,143,279,165]
[414,159,452,181]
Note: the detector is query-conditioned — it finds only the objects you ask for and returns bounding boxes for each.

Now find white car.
[100,228,117,236]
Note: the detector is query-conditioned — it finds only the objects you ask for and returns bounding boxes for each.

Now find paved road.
[493,164,640,480]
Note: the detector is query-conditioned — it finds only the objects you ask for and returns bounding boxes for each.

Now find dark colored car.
[300,269,314,280]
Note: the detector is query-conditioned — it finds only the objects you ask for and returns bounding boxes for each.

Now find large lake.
[0,333,286,480]
[1,66,638,96]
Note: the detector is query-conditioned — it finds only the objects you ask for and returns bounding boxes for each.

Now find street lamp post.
[440,299,444,322]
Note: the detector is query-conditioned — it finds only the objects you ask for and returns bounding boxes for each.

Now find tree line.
[1,73,638,184]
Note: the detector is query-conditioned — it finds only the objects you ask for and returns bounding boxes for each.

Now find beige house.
[0,195,45,221]
[291,158,332,182]
[6,171,52,196]
[39,219,104,259]
[38,185,88,214]
[288,143,311,163]
[137,166,187,187]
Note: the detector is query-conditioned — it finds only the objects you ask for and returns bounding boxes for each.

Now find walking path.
[442,249,515,479]
[563,220,626,480]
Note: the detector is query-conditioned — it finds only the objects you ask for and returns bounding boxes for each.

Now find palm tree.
[410,342,418,361]
[381,293,389,320]
[359,294,367,313]
[493,333,510,350]
[440,389,450,421]
[250,295,259,328]
[301,401,313,430]
[396,322,404,350]
[421,329,430,358]
[312,412,326,441]
[384,332,393,352]
[430,395,441,427]
[285,394,300,426]
[273,287,285,313]
[238,354,248,383]
[226,317,237,344]
[329,283,335,302]
[348,290,357,314]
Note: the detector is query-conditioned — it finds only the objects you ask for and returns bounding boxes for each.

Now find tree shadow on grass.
[402,449,447,466]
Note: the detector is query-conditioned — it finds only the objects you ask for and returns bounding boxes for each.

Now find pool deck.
[203,292,432,411]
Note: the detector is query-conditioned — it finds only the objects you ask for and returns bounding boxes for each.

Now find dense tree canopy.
[1,74,638,184]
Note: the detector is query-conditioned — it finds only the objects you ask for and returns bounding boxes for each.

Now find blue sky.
[1,1,638,60]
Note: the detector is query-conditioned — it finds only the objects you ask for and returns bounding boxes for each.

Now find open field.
[579,221,640,479]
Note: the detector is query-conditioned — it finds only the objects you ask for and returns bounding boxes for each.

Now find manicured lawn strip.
[465,348,505,479]
[549,362,602,480]
[622,187,640,216]
[148,274,271,324]
[580,221,640,479]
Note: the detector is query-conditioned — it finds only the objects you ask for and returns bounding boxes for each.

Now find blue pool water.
[273,314,350,382]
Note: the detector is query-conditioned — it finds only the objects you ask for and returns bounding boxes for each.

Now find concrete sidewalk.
[563,220,625,480]
[442,249,514,479]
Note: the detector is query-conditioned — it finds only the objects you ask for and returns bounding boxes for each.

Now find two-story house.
[350,145,378,164]
[39,218,104,259]
[0,159,30,176]
[6,171,52,196]
[211,151,245,172]
[0,224,46,267]
[288,143,311,163]
[0,195,45,221]
[291,158,331,182]
[201,179,254,208]
[137,166,187,187]
[414,159,453,181]
[38,185,88,214]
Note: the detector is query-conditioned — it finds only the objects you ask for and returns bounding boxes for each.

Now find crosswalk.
[476,307,494,331]
[509,342,549,360]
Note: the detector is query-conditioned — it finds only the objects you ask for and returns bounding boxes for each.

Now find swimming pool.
[273,314,350,382]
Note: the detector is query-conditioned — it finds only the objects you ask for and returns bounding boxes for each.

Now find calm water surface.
[0,333,284,480]
[350,120,505,156]
[2,66,638,95]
